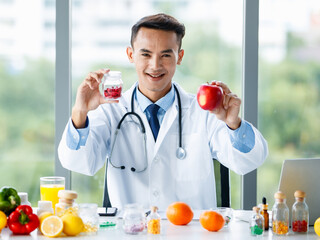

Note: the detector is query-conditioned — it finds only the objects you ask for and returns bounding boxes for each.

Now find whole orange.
[199,210,225,232]
[166,202,194,225]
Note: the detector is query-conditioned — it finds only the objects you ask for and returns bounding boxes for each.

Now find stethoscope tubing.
[108,84,184,172]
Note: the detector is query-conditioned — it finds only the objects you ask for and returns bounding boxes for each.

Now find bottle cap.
[252,206,260,213]
[58,190,78,200]
[294,190,306,198]
[274,191,286,200]
[150,206,158,213]
[103,71,122,85]
[38,200,53,210]
[18,192,28,203]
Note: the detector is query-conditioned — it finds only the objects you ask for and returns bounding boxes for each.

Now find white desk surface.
[1,210,319,240]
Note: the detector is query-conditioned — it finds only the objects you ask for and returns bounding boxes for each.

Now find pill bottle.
[37,201,54,216]
[79,203,100,234]
[260,197,269,230]
[102,71,123,100]
[292,190,309,233]
[55,190,79,217]
[147,206,161,234]
[250,206,264,236]
[18,192,31,206]
[122,203,145,234]
[272,191,289,235]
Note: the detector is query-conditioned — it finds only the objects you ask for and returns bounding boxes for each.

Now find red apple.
[197,84,223,111]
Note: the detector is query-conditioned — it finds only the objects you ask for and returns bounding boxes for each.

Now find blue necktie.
[146,104,160,140]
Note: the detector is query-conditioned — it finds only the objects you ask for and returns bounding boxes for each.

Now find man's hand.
[72,68,118,128]
[209,81,241,130]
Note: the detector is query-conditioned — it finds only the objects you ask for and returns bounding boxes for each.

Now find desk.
[1,215,318,239]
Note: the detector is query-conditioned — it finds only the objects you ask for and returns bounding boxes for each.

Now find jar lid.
[150,206,158,213]
[58,190,78,200]
[274,191,286,199]
[104,71,122,82]
[294,190,306,198]
[38,200,53,209]
[252,206,260,213]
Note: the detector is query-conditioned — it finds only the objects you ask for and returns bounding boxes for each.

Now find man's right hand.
[72,68,110,128]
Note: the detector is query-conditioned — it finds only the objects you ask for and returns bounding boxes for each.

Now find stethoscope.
[108,84,186,172]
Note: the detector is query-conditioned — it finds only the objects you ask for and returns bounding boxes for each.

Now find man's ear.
[126,47,134,63]
[177,49,184,65]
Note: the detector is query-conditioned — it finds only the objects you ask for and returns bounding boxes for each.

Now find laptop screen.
[278,158,320,226]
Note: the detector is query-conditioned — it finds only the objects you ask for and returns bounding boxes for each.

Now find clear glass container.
[79,203,99,234]
[272,191,289,235]
[55,190,79,217]
[122,203,145,234]
[292,190,309,233]
[102,71,123,100]
[147,206,160,234]
[250,206,264,236]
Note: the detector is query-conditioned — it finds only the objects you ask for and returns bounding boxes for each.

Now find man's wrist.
[71,107,88,129]
[226,117,241,130]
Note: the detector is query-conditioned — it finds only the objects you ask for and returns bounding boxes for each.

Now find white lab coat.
[58,82,268,210]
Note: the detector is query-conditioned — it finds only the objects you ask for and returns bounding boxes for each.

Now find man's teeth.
[149,74,163,77]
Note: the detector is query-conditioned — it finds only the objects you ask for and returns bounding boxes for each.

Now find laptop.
[278,158,320,226]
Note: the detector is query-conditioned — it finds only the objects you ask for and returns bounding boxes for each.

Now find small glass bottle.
[261,197,269,230]
[250,206,264,236]
[55,190,79,217]
[37,201,54,217]
[102,71,123,100]
[79,203,100,234]
[147,206,161,234]
[18,192,31,206]
[122,203,145,234]
[272,191,289,236]
[292,190,309,233]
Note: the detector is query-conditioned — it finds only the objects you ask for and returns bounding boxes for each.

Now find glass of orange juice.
[40,176,65,210]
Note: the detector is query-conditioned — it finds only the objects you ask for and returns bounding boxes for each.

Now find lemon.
[39,212,54,226]
[315,217,320,236]
[61,213,84,236]
[0,210,7,232]
[40,215,63,238]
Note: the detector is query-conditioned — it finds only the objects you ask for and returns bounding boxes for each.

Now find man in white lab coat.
[58,13,268,210]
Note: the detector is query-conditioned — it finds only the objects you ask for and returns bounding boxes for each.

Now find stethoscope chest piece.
[176,147,186,160]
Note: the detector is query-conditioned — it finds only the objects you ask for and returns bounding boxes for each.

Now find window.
[0,0,55,205]
[258,0,320,205]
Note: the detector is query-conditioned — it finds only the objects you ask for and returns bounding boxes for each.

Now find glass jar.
[147,206,160,234]
[122,203,145,234]
[250,206,264,236]
[102,71,123,100]
[55,190,79,217]
[79,203,99,234]
[272,191,289,235]
[292,190,309,233]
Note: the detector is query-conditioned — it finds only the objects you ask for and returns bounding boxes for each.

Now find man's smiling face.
[126,27,184,101]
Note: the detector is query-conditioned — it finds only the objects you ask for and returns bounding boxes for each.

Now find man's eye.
[162,54,171,57]
[142,53,150,57]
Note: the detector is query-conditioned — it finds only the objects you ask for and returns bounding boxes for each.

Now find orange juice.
[40,184,65,209]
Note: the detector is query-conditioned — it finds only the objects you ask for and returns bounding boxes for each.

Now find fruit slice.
[40,215,63,238]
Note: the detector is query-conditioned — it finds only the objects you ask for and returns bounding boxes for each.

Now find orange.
[199,210,225,232]
[166,202,194,225]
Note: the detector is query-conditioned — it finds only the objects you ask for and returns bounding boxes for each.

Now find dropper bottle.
[261,197,269,230]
